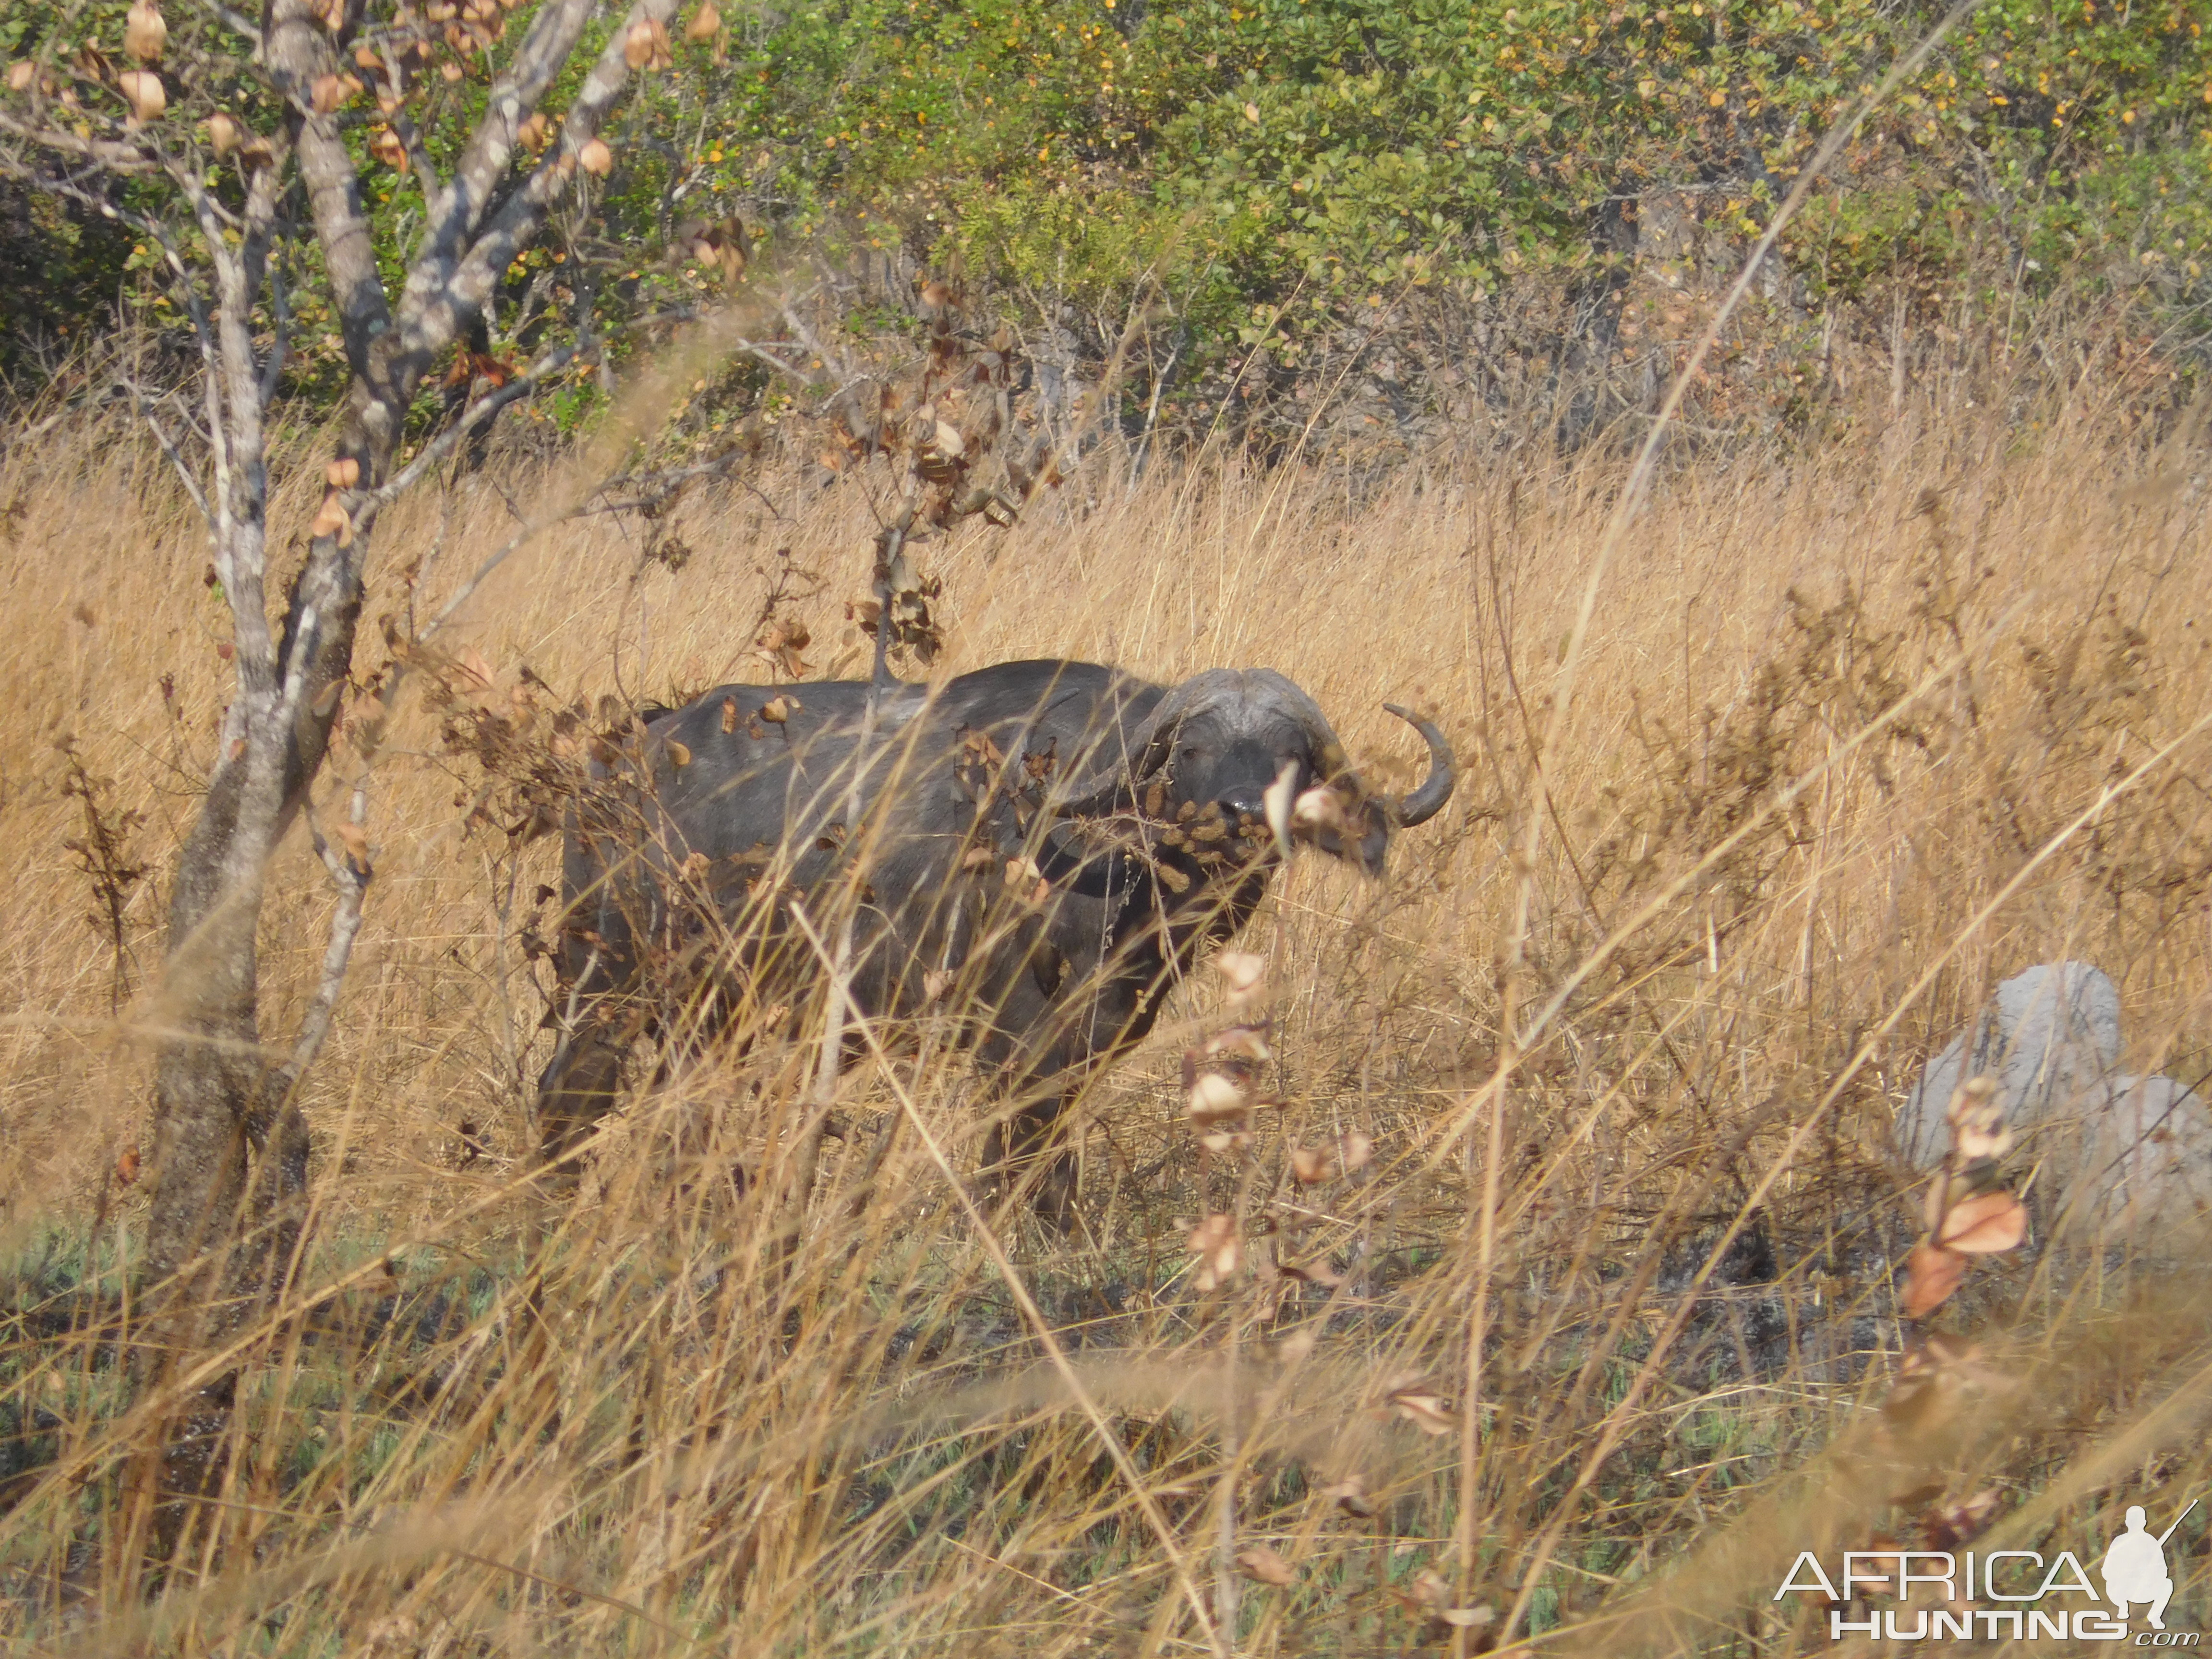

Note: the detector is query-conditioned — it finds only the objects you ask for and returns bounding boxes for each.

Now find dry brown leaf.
[118,69,165,120]
[1387,1380,1455,1436]
[1945,1075,2011,1160]
[115,1145,141,1185]
[1186,1071,1248,1125]
[686,0,721,39]
[1409,1567,1452,1608]
[922,968,952,1003]
[1215,950,1267,1005]
[1323,1472,1374,1516]
[6,62,36,93]
[1187,1214,1240,1290]
[204,111,242,154]
[760,695,797,723]
[1901,1241,1967,1319]
[309,492,353,545]
[1936,1189,2026,1254]
[623,18,673,70]
[324,455,361,488]
[1236,1546,1296,1587]
[309,72,345,113]
[517,111,551,151]
[577,136,613,175]
[1205,1023,1272,1063]
[1337,1129,1374,1173]
[666,739,692,769]
[124,3,167,62]
[334,819,369,865]
[720,697,738,734]
[368,125,409,172]
[1289,1143,1333,1184]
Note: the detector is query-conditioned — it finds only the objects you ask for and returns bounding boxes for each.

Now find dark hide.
[536,658,1453,1226]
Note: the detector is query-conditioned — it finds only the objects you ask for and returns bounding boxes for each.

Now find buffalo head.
[1058,668,1455,876]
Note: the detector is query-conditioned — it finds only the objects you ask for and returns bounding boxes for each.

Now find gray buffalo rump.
[536,658,1454,1222]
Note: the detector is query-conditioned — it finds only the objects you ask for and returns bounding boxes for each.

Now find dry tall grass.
[2,394,2210,1655]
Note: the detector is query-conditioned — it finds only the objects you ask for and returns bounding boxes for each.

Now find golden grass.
[2,397,2210,1655]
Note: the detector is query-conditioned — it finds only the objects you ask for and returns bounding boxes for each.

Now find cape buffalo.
[536,658,1454,1224]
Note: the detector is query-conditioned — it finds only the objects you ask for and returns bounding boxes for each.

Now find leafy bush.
[7,0,2210,419]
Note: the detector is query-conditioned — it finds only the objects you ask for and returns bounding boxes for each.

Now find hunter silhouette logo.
[2105,1502,2197,1632]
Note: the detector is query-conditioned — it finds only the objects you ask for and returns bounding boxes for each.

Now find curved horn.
[1382,703,1455,827]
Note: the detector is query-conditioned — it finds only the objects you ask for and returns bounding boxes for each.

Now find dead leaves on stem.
[1898,1076,2029,1321]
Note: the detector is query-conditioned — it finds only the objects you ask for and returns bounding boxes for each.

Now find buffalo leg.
[535,1026,625,1182]
[979,1096,1078,1233]
[1013,1100,1078,1233]
[975,959,1149,1230]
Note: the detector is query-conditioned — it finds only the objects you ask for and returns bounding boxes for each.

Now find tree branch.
[187,0,267,43]
[0,109,161,172]
[268,0,396,393]
[357,340,580,525]
[126,385,216,529]
[272,784,372,1111]
[396,0,599,322]
[429,0,684,347]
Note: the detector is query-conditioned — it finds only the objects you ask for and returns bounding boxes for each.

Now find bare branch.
[776,292,855,386]
[268,0,396,386]
[0,152,166,233]
[0,109,161,172]
[429,0,684,345]
[127,386,216,529]
[397,0,599,322]
[259,258,294,413]
[358,341,582,523]
[267,793,372,1122]
[392,108,444,199]
[186,0,266,42]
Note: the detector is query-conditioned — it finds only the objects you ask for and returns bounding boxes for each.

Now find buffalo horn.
[1382,703,1455,827]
